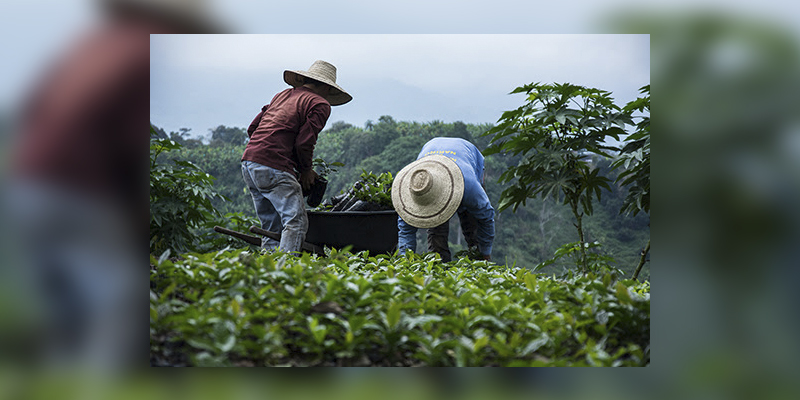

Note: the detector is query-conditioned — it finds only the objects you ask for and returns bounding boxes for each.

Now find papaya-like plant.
[483,83,633,272]
[612,85,650,280]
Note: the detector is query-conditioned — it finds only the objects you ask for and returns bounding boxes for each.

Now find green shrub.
[150,249,649,367]
[150,126,224,255]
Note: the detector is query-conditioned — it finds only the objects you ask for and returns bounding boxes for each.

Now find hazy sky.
[5,0,798,141]
[150,34,650,138]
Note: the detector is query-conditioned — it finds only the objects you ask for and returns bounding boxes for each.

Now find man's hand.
[300,169,319,191]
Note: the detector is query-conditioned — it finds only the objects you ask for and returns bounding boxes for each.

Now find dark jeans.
[427,210,479,262]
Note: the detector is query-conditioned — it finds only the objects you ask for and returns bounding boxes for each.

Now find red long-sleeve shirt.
[242,87,331,175]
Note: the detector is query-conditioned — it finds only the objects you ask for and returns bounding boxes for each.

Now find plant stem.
[632,239,650,280]
[570,199,588,273]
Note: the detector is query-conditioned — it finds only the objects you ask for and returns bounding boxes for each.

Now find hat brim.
[284,70,352,106]
[391,155,465,229]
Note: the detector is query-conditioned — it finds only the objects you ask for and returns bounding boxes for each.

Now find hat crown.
[409,169,435,205]
[307,60,338,84]
[410,170,433,195]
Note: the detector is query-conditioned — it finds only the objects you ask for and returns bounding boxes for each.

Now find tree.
[451,121,471,140]
[209,125,247,146]
[169,127,203,148]
[482,83,633,272]
[327,121,353,133]
[151,122,169,139]
[612,85,650,279]
[170,127,191,142]
[613,85,650,217]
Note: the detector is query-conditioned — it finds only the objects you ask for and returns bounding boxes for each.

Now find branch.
[632,239,650,280]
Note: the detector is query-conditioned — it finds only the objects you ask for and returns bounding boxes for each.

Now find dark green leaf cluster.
[209,125,248,147]
[534,241,623,276]
[315,117,492,197]
[483,82,631,215]
[168,143,251,216]
[197,212,261,252]
[612,85,650,217]
[312,158,345,179]
[150,126,225,254]
[151,108,649,279]
[150,249,649,367]
[351,170,395,208]
[482,82,648,273]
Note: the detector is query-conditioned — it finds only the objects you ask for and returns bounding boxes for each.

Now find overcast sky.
[150,34,650,138]
[5,0,798,140]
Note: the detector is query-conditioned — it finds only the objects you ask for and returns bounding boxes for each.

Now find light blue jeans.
[241,161,308,253]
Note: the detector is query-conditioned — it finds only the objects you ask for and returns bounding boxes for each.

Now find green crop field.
[150,249,649,367]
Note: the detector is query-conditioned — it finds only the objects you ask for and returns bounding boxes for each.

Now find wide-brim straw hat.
[392,155,465,229]
[284,60,352,106]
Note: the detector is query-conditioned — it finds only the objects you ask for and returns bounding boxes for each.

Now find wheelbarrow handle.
[213,226,261,246]
[248,225,325,255]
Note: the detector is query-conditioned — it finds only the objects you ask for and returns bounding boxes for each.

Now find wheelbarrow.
[214,210,398,255]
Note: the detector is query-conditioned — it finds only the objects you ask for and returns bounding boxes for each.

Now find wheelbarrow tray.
[216,210,398,255]
[305,210,397,254]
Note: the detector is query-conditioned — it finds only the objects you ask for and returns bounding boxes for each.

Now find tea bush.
[150,249,649,367]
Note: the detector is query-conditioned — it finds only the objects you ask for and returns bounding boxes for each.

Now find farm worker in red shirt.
[241,60,352,253]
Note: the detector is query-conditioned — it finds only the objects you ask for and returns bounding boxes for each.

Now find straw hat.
[392,155,465,229]
[284,60,352,106]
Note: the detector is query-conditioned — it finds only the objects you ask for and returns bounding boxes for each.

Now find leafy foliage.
[313,158,344,179]
[197,212,260,252]
[151,249,649,367]
[209,125,248,147]
[612,85,651,217]
[533,241,623,276]
[352,170,394,208]
[610,85,651,280]
[169,144,251,216]
[483,83,630,213]
[150,126,224,254]
[153,111,649,278]
[482,83,634,272]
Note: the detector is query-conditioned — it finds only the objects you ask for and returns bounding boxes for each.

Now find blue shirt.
[398,137,495,256]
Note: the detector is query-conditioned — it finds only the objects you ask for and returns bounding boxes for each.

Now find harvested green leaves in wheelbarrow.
[318,170,394,212]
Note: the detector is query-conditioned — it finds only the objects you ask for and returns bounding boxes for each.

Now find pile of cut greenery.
[317,171,394,212]
[150,248,649,367]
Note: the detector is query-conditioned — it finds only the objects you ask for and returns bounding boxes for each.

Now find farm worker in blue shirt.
[392,137,495,261]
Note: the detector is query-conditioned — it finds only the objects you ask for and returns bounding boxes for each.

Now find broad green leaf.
[405,314,443,330]
[524,273,537,291]
[158,249,171,265]
[473,335,490,353]
[386,302,402,330]
[217,335,236,352]
[521,336,549,356]
[615,282,633,305]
